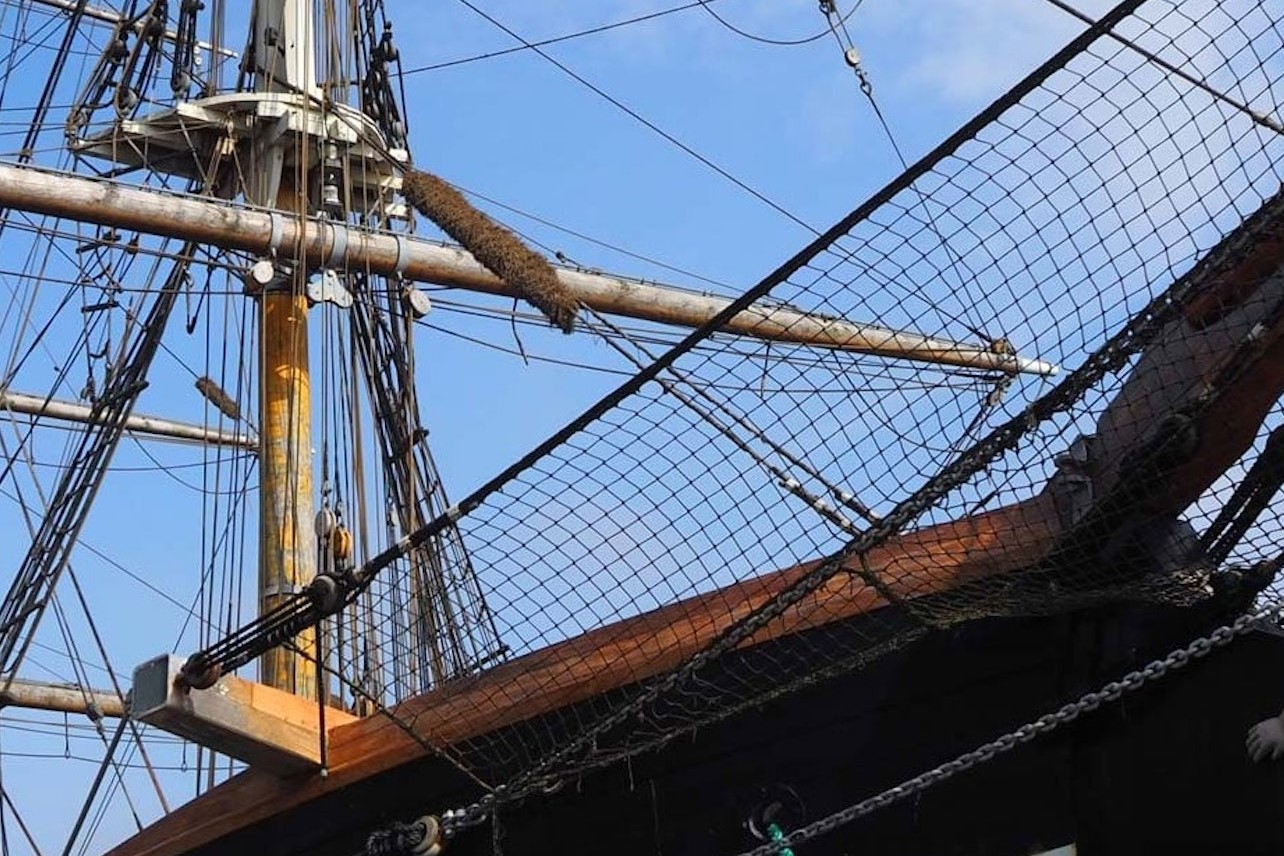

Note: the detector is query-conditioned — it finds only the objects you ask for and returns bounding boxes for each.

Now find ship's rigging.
[1,1,1284,855]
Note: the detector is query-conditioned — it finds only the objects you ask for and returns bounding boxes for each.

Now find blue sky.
[0,0,1157,852]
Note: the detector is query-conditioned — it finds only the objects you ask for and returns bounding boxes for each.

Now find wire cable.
[451,0,817,235]
[404,1,722,74]
[1039,0,1284,134]
[697,0,862,47]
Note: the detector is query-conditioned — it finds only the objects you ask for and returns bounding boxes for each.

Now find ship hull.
[159,599,1284,856]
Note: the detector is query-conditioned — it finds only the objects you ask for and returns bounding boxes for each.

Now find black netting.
[197,0,1284,824]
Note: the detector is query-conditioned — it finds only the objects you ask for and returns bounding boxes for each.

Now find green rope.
[767,823,795,856]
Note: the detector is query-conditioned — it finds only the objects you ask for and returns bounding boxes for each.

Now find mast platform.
[132,655,357,776]
[71,93,408,218]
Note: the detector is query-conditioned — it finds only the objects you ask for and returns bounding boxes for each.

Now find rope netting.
[195,0,1284,826]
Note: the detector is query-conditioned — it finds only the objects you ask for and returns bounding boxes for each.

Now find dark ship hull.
[132,597,1282,856]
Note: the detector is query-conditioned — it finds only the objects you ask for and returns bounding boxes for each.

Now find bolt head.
[403,288,432,319]
[249,259,276,286]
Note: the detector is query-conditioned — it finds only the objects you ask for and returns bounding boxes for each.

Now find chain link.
[734,601,1284,856]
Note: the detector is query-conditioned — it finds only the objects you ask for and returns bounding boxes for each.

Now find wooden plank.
[132,656,356,776]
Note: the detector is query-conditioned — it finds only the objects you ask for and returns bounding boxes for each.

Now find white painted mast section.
[0,165,1058,376]
[0,390,257,450]
[255,0,319,98]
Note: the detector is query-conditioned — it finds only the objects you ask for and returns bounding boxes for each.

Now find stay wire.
[276,58,998,353]
[0,427,162,815]
[1039,0,1284,135]
[0,785,41,856]
[698,0,862,47]
[585,303,883,527]
[820,1,994,361]
[451,0,816,235]
[404,1,723,75]
[445,182,736,293]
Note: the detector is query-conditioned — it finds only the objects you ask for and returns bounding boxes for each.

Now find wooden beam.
[1091,234,1284,511]
[132,655,356,776]
[0,677,125,718]
[0,390,257,450]
[0,164,1055,376]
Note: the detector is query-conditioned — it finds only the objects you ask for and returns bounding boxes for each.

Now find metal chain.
[734,598,1284,856]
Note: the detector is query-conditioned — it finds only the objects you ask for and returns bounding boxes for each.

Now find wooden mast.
[252,0,319,698]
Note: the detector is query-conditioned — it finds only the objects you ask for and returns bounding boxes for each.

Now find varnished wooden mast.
[252,0,318,698]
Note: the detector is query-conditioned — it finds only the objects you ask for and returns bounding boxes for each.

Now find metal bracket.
[402,286,432,319]
[305,268,353,309]
[393,234,410,279]
[260,582,302,598]
[266,211,284,258]
[243,258,292,295]
[1050,434,1099,527]
[326,220,348,268]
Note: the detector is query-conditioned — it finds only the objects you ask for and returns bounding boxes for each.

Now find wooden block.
[132,655,356,776]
